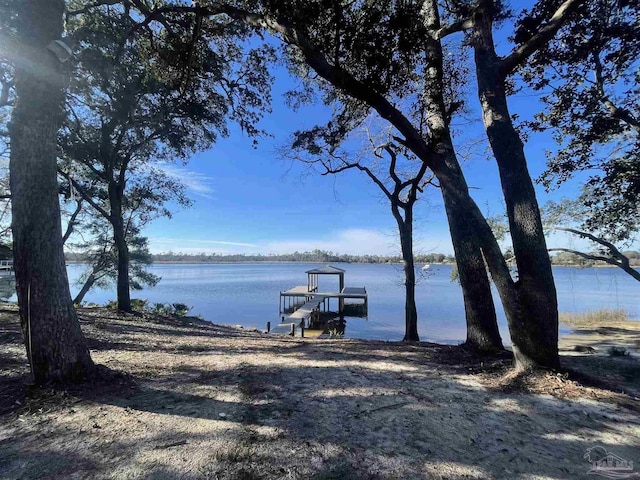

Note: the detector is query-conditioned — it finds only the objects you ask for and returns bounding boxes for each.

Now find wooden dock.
[271,265,367,337]
[280,286,367,299]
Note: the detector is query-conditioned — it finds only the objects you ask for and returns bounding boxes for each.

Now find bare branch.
[382,144,402,191]
[356,163,394,202]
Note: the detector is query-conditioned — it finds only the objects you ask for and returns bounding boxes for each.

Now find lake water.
[61,263,639,344]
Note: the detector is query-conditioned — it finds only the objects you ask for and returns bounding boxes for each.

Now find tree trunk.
[8,0,95,384]
[113,219,131,312]
[420,0,502,352]
[394,209,419,342]
[435,167,525,352]
[73,273,97,305]
[114,224,131,312]
[471,4,559,369]
[442,188,503,351]
[108,182,131,312]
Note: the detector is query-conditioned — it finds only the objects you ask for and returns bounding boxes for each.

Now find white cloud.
[149,228,456,256]
[262,228,399,256]
[149,237,258,253]
[154,163,215,199]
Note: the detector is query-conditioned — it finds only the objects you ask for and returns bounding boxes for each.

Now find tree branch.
[0,78,13,108]
[208,4,437,164]
[58,169,111,221]
[546,226,640,282]
[548,248,610,264]
[545,225,619,254]
[66,0,124,16]
[500,0,583,76]
[115,1,437,165]
[322,161,394,202]
[62,199,84,245]
[435,18,474,39]
[593,53,640,133]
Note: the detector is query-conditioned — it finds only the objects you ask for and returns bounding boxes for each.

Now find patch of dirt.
[1,304,639,479]
[559,315,640,398]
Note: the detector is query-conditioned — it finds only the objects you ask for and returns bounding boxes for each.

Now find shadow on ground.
[1,306,639,479]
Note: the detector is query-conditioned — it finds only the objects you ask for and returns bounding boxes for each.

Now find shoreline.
[63,259,639,268]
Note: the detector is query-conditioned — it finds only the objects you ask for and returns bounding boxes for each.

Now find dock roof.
[305,265,346,274]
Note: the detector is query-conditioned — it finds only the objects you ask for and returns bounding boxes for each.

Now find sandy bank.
[1,305,639,479]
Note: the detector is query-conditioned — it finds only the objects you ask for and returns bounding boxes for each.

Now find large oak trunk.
[9,0,95,384]
[471,5,559,369]
[420,1,502,352]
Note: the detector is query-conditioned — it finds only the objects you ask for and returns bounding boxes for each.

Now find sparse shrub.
[608,346,631,357]
[105,298,148,311]
[151,302,171,316]
[150,302,192,317]
[105,299,192,318]
[130,298,148,311]
[171,303,191,317]
[328,329,344,339]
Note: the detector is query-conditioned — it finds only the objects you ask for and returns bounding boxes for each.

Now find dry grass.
[1,305,639,479]
[560,309,629,328]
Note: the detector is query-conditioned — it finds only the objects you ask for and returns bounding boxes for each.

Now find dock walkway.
[282,295,326,322]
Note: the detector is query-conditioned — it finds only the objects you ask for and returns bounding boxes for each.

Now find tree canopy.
[521,0,639,243]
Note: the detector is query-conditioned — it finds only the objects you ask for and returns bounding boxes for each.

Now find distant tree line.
[66,249,455,264]
[64,249,640,267]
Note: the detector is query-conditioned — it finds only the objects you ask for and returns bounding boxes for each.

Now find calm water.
[60,263,639,344]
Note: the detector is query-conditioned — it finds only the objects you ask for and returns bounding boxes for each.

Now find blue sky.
[142,12,612,257]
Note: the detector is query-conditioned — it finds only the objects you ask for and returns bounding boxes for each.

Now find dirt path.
[1,306,639,479]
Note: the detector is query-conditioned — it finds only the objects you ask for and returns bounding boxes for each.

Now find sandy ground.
[1,305,639,480]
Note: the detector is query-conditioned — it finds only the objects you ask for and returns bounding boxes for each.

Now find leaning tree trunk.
[73,273,97,305]
[420,1,503,352]
[394,208,419,342]
[108,185,132,313]
[442,187,503,351]
[471,6,559,369]
[8,0,95,384]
